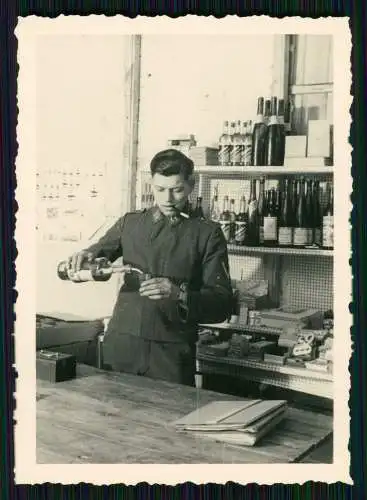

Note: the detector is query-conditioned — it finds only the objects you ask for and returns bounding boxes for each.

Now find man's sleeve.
[83,216,125,263]
[178,224,233,325]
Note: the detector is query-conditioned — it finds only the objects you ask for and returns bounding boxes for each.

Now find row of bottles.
[218,96,288,167]
[209,178,334,250]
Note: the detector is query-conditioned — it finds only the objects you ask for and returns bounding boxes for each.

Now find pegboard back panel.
[137,169,333,314]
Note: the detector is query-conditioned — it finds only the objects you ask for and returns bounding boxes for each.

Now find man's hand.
[67,250,94,274]
[139,277,180,301]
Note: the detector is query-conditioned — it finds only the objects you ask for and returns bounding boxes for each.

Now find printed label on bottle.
[73,269,93,282]
[218,145,231,165]
[235,221,247,244]
[314,227,322,246]
[259,226,264,244]
[293,227,308,246]
[322,216,334,248]
[231,145,243,165]
[241,145,252,166]
[220,221,232,242]
[263,217,278,241]
[278,227,293,246]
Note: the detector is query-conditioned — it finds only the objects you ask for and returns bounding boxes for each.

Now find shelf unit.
[192,164,334,399]
[138,164,334,399]
[196,353,333,399]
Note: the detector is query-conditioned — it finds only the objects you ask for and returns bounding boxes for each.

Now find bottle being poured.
[57,257,147,283]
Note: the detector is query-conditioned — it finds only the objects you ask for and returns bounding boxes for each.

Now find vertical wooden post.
[271,35,291,101]
[122,35,142,215]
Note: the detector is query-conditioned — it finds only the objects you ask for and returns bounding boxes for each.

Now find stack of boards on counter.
[171,399,287,446]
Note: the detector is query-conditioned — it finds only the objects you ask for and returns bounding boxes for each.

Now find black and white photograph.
[14,16,351,485]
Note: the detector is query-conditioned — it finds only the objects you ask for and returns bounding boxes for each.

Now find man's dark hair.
[150,149,194,180]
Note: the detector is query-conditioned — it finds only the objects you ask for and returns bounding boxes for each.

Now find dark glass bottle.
[312,180,322,246]
[257,177,266,245]
[278,178,293,247]
[219,195,231,243]
[263,188,278,246]
[251,97,268,166]
[192,196,204,218]
[235,196,248,246]
[293,177,308,247]
[305,179,314,246]
[229,198,237,243]
[265,97,286,166]
[247,179,259,246]
[322,183,334,249]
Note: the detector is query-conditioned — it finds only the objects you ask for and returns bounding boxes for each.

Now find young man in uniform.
[68,149,233,386]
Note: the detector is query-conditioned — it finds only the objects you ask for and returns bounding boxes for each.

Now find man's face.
[151,172,194,216]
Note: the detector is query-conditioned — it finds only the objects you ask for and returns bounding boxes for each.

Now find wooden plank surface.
[37,365,332,464]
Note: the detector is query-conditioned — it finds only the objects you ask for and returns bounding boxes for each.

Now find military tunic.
[85,206,233,385]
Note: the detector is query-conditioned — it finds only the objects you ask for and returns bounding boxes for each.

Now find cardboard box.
[285,136,307,158]
[307,120,331,158]
[260,307,323,330]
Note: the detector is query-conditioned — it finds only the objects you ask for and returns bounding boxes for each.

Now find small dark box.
[36,350,76,383]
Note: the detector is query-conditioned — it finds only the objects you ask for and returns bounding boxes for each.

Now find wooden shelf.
[227,244,333,258]
[194,165,334,177]
[196,353,333,399]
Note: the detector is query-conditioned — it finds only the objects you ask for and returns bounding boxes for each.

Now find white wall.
[36,35,127,318]
[138,35,275,170]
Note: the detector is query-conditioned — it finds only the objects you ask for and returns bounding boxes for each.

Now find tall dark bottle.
[322,183,334,249]
[192,196,204,218]
[278,179,293,246]
[263,188,278,246]
[293,177,308,247]
[264,99,271,125]
[277,99,286,164]
[247,179,259,246]
[235,196,248,246]
[312,180,322,246]
[251,97,268,166]
[229,198,237,243]
[219,195,231,243]
[257,177,266,245]
[305,179,314,246]
[290,179,298,245]
[265,97,284,166]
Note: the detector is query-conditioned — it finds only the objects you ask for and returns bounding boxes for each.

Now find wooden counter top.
[37,365,332,464]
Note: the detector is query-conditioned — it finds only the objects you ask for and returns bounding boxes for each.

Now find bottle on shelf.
[229,121,236,166]
[277,98,286,163]
[246,179,259,246]
[257,177,266,245]
[192,196,205,218]
[284,99,292,135]
[322,182,334,250]
[218,120,232,167]
[251,97,268,166]
[263,188,278,246]
[219,195,231,243]
[278,178,293,247]
[312,179,322,246]
[293,177,308,248]
[231,120,244,166]
[210,184,221,222]
[305,179,314,246]
[234,195,248,246]
[229,198,237,243]
[242,121,253,167]
[264,98,271,126]
[265,96,286,166]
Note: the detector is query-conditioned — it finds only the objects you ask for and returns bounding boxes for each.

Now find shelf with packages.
[193,165,333,178]
[195,351,333,400]
[226,243,333,258]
